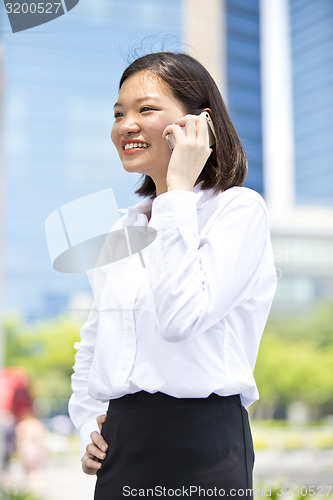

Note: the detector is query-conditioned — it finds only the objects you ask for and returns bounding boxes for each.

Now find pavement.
[44,448,333,499]
[2,447,333,499]
[44,458,96,500]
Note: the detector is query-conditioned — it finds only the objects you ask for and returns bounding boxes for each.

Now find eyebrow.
[113,95,161,109]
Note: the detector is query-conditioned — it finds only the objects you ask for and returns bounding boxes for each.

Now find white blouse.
[68,181,277,459]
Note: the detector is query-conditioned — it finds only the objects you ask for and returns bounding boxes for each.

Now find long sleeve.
[67,211,132,459]
[68,303,109,460]
[147,189,276,343]
[68,186,277,437]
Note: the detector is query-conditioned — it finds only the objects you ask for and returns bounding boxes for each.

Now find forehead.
[117,70,176,102]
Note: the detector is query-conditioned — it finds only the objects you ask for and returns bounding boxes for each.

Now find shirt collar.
[119,181,213,216]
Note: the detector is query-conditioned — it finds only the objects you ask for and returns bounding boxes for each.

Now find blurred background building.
[0,0,332,321]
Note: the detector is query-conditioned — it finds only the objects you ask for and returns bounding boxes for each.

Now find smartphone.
[166,112,216,152]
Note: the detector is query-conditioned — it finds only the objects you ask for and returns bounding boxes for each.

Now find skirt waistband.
[107,391,241,411]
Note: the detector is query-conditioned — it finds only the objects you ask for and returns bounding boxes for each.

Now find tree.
[4,315,81,415]
[253,300,333,418]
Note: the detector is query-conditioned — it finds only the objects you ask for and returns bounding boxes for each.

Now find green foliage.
[254,299,333,411]
[0,486,45,500]
[3,298,333,418]
[4,314,81,413]
[269,299,333,348]
[251,423,333,450]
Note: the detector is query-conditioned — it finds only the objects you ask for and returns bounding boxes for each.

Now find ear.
[202,107,213,118]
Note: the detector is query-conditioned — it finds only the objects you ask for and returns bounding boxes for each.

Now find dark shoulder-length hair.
[118,52,248,198]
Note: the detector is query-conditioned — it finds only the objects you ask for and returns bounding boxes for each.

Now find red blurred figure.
[1,367,48,495]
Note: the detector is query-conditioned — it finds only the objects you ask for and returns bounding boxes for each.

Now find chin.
[122,164,148,175]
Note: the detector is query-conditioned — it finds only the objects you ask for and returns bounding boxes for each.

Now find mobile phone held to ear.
[166,112,216,152]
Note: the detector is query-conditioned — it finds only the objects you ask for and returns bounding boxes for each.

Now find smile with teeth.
[124,143,150,150]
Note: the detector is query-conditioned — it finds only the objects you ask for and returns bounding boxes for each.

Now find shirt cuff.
[149,190,198,233]
[79,417,101,460]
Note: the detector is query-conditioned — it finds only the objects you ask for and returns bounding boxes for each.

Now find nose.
[119,115,141,136]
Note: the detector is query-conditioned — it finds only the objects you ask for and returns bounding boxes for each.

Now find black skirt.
[94,391,254,500]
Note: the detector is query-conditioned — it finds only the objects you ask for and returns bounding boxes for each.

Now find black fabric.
[94,391,254,500]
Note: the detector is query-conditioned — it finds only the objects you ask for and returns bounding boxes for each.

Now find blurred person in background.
[1,367,48,496]
[68,52,277,499]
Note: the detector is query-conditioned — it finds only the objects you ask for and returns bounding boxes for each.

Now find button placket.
[116,256,145,380]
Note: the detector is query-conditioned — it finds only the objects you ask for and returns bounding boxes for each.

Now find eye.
[140,106,156,113]
[114,111,123,119]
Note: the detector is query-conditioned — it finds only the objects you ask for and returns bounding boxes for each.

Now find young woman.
[69,52,277,499]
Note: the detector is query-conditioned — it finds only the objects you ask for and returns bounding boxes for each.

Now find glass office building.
[1,1,184,319]
[1,0,332,319]
[226,0,263,194]
[289,0,333,206]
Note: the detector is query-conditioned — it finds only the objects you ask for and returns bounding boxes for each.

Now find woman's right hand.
[82,414,108,475]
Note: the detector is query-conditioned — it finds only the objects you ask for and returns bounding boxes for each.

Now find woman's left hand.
[162,112,212,192]
[81,414,108,475]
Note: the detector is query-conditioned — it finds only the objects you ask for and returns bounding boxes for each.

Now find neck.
[153,178,168,197]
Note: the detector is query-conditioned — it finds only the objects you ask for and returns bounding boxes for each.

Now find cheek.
[110,124,119,147]
[147,116,170,137]
[148,124,170,155]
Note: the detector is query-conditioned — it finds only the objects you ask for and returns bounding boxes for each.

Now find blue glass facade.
[2,0,184,319]
[5,0,310,319]
[289,0,333,206]
[226,0,263,194]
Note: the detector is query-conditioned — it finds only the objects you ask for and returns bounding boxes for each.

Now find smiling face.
[111,71,188,191]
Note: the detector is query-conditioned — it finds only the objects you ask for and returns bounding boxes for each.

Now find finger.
[196,112,210,143]
[85,451,104,465]
[171,114,198,128]
[86,443,107,460]
[167,115,197,139]
[183,117,197,139]
[90,431,108,452]
[162,123,184,140]
[162,113,198,139]
[96,414,107,432]
[82,456,102,473]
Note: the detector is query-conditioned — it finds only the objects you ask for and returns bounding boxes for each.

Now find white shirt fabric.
[68,181,277,459]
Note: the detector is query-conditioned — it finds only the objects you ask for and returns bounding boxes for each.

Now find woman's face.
[111,71,188,183]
